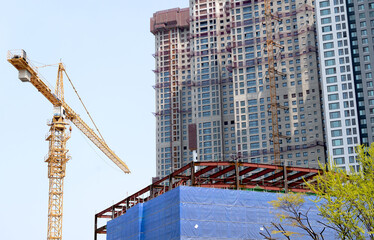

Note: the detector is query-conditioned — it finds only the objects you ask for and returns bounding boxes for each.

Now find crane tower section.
[264,0,283,165]
[44,63,70,240]
[45,113,71,240]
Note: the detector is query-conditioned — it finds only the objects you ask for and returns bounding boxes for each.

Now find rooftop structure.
[104,186,337,239]
[94,161,321,238]
[150,8,189,34]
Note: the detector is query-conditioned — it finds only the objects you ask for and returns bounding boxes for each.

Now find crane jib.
[7,49,130,174]
[7,49,130,240]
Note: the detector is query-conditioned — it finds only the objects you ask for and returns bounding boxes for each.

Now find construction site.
[98,0,335,238]
[5,47,330,239]
[6,0,369,238]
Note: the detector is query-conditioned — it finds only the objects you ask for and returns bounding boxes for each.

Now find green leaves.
[306,144,374,240]
[261,144,374,239]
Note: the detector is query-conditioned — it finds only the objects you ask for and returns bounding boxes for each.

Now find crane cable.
[63,69,107,145]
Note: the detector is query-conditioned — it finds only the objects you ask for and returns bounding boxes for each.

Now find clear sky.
[0,1,188,239]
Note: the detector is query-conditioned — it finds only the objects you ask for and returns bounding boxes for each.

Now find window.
[325,59,336,66]
[322,26,332,32]
[327,85,338,92]
[324,51,335,58]
[321,17,331,24]
[247,87,256,93]
[323,34,333,41]
[326,68,336,75]
[323,42,334,49]
[328,94,339,101]
[330,120,341,128]
[332,139,343,146]
[330,111,341,119]
[329,103,340,110]
[319,1,330,7]
[333,148,344,155]
[334,157,345,165]
[326,76,337,83]
[248,99,257,105]
[248,106,258,112]
[320,9,331,16]
[331,129,342,137]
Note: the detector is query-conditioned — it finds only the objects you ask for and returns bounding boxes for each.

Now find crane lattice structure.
[7,49,130,240]
[264,0,286,165]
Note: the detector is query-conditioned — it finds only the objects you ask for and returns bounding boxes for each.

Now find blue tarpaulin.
[107,186,337,240]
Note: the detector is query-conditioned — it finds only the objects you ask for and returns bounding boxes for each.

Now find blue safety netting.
[107,203,143,240]
[107,186,338,240]
[142,188,181,239]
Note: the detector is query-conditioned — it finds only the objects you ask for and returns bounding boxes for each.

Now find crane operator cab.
[18,69,31,82]
[53,106,66,119]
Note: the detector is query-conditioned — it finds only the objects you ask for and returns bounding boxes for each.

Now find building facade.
[316,0,374,171]
[151,8,192,176]
[152,0,326,178]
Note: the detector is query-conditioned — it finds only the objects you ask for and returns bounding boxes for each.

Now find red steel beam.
[198,183,313,192]
[288,174,317,187]
[195,161,282,171]
[241,168,275,183]
[287,171,309,182]
[208,165,235,178]
[195,165,216,177]
[199,183,281,192]
[285,166,321,173]
[226,166,257,181]
[260,170,284,183]
[195,161,235,167]
[96,225,107,234]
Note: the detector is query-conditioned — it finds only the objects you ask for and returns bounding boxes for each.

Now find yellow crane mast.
[264,0,284,165]
[264,0,290,193]
[7,49,130,240]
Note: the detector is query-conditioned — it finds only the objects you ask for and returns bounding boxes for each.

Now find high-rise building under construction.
[151,0,326,178]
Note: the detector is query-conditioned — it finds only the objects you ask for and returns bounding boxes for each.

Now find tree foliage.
[306,144,374,240]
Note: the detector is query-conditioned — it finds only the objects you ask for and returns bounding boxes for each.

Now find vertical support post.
[150,185,154,199]
[94,215,97,240]
[111,206,115,219]
[283,164,288,193]
[169,174,173,190]
[235,161,240,190]
[190,162,195,186]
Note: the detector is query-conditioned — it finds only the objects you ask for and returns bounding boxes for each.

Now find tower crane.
[7,49,130,240]
[264,0,284,165]
[264,0,290,192]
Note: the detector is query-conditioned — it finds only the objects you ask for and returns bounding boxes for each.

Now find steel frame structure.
[94,161,321,239]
